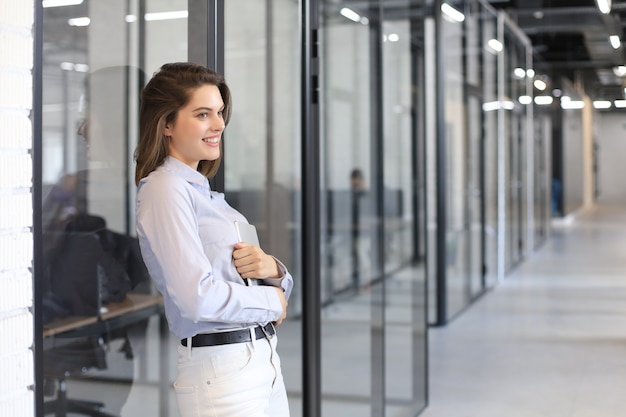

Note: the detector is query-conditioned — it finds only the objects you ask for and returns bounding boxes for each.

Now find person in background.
[350,168,367,290]
[134,62,292,417]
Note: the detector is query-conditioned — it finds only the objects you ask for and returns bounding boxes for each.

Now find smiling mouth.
[202,137,219,143]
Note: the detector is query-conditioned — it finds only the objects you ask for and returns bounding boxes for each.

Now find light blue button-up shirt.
[136,156,293,339]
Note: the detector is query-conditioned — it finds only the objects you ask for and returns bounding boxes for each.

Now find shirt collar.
[160,156,211,189]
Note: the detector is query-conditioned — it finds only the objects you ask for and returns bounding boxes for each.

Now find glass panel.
[560,78,585,215]
[534,110,550,246]
[442,1,469,319]
[41,1,186,416]
[465,2,484,299]
[467,94,483,297]
[382,1,428,415]
[481,4,498,287]
[320,2,374,414]
[503,24,528,271]
[223,1,303,416]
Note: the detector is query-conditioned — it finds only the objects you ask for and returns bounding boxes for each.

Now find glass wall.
[440,0,470,320]
[41,1,186,416]
[502,18,531,272]
[481,3,499,287]
[35,0,556,414]
[428,0,493,324]
[38,1,428,416]
[533,104,552,247]
[222,1,303,415]
[426,1,545,324]
[382,3,428,416]
[319,1,427,415]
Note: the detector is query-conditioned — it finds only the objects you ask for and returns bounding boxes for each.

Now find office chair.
[42,216,136,417]
[43,336,117,417]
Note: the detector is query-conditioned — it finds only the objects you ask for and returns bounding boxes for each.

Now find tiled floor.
[419,205,626,417]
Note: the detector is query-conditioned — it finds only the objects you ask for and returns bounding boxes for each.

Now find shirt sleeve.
[261,257,294,299]
[136,173,284,325]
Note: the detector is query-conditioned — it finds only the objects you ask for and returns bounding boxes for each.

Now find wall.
[596,112,626,204]
[0,0,35,415]
[562,107,584,214]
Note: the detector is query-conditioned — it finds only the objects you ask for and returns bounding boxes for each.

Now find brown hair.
[134,62,232,185]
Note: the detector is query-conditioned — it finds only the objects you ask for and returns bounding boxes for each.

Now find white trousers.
[174,330,289,417]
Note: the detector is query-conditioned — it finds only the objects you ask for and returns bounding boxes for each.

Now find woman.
[134,62,292,417]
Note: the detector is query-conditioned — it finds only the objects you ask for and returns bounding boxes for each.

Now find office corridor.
[420,205,626,417]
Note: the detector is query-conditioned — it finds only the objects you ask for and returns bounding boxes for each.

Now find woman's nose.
[212,117,225,131]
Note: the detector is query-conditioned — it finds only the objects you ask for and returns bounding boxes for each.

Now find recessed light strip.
[43,0,83,8]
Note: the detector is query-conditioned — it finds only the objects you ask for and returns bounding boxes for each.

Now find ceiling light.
[482,101,500,112]
[614,100,626,108]
[43,0,83,7]
[610,35,621,49]
[441,3,465,23]
[68,17,90,27]
[593,100,612,109]
[534,96,553,105]
[487,39,503,54]
[526,69,536,78]
[60,62,89,72]
[482,101,514,111]
[388,33,400,42]
[595,0,612,14]
[519,95,532,105]
[340,7,361,23]
[513,68,526,78]
[613,66,626,76]
[534,79,547,91]
[144,10,188,21]
[561,98,585,109]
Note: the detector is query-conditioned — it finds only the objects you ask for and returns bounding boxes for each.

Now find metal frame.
[189,0,225,192]
[33,0,44,414]
[368,2,386,415]
[434,0,448,326]
[301,1,322,416]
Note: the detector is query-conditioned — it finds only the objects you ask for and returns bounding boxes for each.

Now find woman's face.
[164,84,225,169]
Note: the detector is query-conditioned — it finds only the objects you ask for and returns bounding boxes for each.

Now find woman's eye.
[198,113,208,119]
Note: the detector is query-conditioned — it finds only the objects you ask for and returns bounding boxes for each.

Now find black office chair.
[42,215,141,417]
[43,336,116,417]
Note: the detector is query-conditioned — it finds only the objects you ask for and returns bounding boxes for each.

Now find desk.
[43,293,169,417]
[44,294,163,338]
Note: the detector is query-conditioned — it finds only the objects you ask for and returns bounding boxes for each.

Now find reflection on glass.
[321,2,373,413]
[382,5,427,415]
[321,1,427,415]
[223,1,303,416]
[482,6,499,288]
[41,1,187,415]
[503,24,529,272]
[441,0,470,319]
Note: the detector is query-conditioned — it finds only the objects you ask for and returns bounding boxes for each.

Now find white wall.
[0,1,35,415]
[596,112,626,204]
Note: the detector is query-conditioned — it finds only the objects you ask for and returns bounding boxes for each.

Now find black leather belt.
[181,323,275,347]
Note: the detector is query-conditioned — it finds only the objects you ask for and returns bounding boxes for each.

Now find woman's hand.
[273,287,288,325]
[232,242,281,280]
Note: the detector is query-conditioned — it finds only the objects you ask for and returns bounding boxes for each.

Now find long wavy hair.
[134,62,232,185]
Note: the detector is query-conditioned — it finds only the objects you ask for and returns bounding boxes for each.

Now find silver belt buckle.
[259,323,274,340]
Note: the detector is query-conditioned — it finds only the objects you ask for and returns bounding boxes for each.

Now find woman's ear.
[163,123,172,136]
